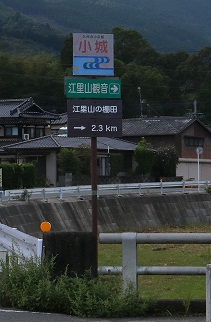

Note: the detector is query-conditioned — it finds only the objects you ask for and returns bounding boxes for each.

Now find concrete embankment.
[0,192,211,238]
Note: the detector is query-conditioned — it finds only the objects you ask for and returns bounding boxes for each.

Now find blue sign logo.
[74,56,113,75]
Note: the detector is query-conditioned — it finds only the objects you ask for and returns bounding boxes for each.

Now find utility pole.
[137,86,143,118]
[193,100,197,118]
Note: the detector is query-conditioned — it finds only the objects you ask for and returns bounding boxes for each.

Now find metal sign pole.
[91,136,98,270]
[197,152,200,193]
[196,147,203,193]
[91,137,98,237]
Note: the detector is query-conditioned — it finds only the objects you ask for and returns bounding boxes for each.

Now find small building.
[51,114,211,181]
[0,97,59,143]
[122,116,211,180]
[2,135,137,186]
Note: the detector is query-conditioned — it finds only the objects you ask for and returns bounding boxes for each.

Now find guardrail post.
[183,181,186,194]
[60,188,63,200]
[36,239,43,258]
[42,188,46,201]
[206,181,209,191]
[206,264,211,321]
[139,184,143,196]
[122,232,137,291]
[117,184,120,197]
[160,181,163,195]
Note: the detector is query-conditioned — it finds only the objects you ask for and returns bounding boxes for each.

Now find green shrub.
[205,186,211,194]
[152,145,179,178]
[0,256,149,317]
[57,148,81,175]
[0,162,36,189]
[21,163,36,188]
[134,138,154,176]
[0,163,15,189]
[110,153,124,176]
[13,163,23,188]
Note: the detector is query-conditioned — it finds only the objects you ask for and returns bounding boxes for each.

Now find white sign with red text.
[73,33,114,76]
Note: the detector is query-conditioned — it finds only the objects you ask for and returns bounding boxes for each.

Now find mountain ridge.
[0,0,211,54]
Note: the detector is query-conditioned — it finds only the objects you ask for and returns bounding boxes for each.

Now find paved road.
[0,309,205,322]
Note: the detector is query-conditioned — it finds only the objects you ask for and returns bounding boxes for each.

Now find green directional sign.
[65,77,121,99]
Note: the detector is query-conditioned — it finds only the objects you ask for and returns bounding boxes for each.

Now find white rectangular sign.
[73,33,114,76]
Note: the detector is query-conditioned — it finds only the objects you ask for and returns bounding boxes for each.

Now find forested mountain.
[0,0,211,54]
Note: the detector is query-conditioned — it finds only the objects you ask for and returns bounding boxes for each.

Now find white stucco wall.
[46,151,57,186]
[177,158,211,181]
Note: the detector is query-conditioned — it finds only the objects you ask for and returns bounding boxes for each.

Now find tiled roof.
[0,98,59,120]
[0,139,19,148]
[122,117,196,136]
[55,136,137,151]
[3,135,137,151]
[51,113,67,125]
[3,136,59,150]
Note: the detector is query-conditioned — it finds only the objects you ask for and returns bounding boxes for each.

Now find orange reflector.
[40,221,51,232]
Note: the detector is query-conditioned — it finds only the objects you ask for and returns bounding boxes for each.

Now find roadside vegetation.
[0,255,149,318]
[0,224,210,317]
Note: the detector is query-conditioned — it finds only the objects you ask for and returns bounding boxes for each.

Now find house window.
[36,128,44,137]
[184,136,204,147]
[23,127,45,139]
[5,127,18,136]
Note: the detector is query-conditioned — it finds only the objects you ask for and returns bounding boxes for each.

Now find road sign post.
[70,32,121,256]
[91,137,98,237]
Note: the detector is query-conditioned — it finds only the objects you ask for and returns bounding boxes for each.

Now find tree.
[152,145,179,178]
[114,58,126,78]
[121,63,170,117]
[134,138,155,176]
[156,51,190,102]
[113,27,159,66]
[77,144,91,175]
[60,34,73,69]
[57,148,81,175]
[21,53,65,106]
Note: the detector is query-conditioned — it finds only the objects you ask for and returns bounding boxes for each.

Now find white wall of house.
[177,158,211,181]
[46,151,57,186]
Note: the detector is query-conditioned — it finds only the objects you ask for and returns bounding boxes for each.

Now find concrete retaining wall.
[0,193,211,238]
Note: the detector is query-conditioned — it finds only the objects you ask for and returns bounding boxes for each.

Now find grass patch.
[98,224,211,301]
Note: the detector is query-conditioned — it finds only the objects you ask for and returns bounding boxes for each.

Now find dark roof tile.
[3,135,137,151]
[122,117,195,136]
[0,98,59,120]
[51,113,67,125]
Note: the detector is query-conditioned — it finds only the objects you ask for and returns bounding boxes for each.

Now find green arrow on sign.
[65,77,121,99]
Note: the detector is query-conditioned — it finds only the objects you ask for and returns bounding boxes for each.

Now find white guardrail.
[98,232,211,322]
[0,223,42,264]
[2,180,211,201]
